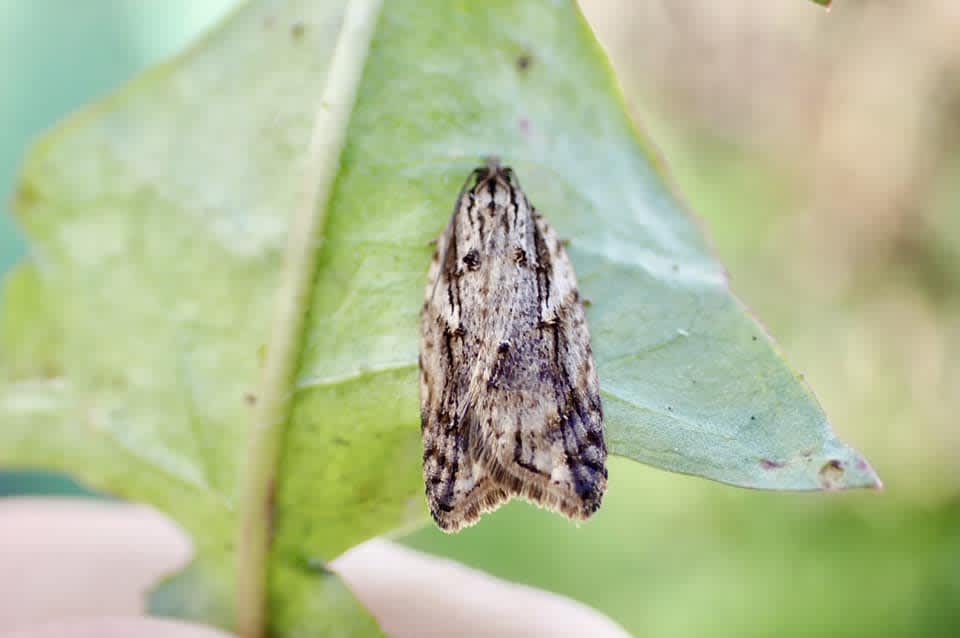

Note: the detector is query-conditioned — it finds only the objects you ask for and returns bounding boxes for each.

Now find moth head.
[476,156,514,189]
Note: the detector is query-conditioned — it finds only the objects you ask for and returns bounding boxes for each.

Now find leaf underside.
[0,0,876,634]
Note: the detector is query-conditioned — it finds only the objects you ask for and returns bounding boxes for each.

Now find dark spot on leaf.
[750,415,756,421]
[333,436,348,446]
[244,392,257,406]
[12,182,41,213]
[41,363,62,379]
[303,556,333,574]
[818,459,845,489]
[291,22,305,38]
[516,53,533,72]
[752,336,758,341]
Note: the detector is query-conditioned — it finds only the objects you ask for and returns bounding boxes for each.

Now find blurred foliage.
[1,1,957,637]
[0,0,239,495]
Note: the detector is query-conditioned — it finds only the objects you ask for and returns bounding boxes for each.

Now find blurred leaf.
[0,0,878,634]
[405,461,955,638]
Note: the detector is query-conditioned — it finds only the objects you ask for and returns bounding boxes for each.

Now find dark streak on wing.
[533,219,552,312]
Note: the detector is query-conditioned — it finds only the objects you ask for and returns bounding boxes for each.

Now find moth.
[419,159,607,532]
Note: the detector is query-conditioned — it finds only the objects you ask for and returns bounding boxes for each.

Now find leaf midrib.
[233,2,386,637]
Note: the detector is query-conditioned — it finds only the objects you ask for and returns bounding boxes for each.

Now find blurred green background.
[2,1,958,636]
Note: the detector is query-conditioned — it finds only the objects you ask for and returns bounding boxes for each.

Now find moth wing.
[421,408,510,532]
[474,212,607,521]
[421,311,511,530]
[420,198,511,532]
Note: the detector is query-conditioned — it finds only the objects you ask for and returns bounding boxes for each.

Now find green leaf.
[0,0,878,635]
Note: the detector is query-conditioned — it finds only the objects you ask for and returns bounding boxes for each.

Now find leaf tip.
[816,451,882,492]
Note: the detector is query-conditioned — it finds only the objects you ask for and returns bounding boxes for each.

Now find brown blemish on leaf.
[12,182,41,214]
[291,22,305,39]
[818,459,845,489]
[35,362,61,379]
[516,53,533,72]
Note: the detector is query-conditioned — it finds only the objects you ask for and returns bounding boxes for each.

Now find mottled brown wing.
[419,174,511,531]
[470,207,606,521]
